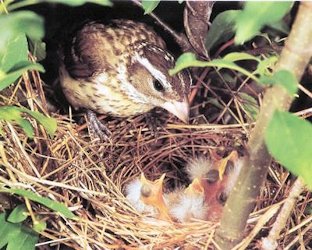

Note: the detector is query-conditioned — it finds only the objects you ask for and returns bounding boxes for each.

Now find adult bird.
[59,19,191,140]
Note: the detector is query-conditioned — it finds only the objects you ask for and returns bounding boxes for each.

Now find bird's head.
[127,43,191,123]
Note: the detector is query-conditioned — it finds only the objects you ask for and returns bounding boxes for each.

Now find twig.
[260,178,306,250]
[131,0,192,52]
[214,2,312,248]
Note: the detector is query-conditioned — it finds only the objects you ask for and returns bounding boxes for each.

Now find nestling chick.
[124,152,243,224]
[125,174,208,223]
[59,19,191,139]
[125,173,171,221]
[186,151,243,222]
[166,178,208,223]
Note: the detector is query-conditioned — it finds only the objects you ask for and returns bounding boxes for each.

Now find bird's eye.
[206,169,219,183]
[217,192,228,205]
[141,184,152,197]
[153,79,165,92]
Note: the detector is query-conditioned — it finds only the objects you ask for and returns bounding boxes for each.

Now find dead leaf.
[183,1,215,58]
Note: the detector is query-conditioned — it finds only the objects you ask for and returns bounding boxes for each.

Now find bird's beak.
[140,173,166,198]
[162,98,189,123]
[185,178,204,196]
[139,173,172,221]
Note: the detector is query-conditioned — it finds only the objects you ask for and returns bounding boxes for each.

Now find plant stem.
[131,0,192,52]
[214,2,312,249]
[261,177,306,250]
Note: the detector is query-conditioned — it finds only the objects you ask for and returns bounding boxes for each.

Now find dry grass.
[0,65,311,249]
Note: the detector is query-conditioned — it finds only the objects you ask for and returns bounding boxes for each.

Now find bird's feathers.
[59,19,191,121]
[186,157,213,181]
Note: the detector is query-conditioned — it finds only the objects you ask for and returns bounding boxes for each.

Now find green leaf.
[7,0,112,9]
[223,52,260,63]
[238,92,259,121]
[0,212,15,248]
[21,107,57,136]
[265,111,312,189]
[0,106,57,138]
[0,34,28,72]
[0,11,44,56]
[28,39,46,61]
[235,2,293,44]
[169,52,258,81]
[7,225,38,250]
[142,0,160,14]
[89,0,112,5]
[260,70,298,95]
[268,20,290,34]
[206,10,241,51]
[1,188,76,219]
[0,212,38,250]
[51,0,112,6]
[0,61,45,91]
[33,219,46,233]
[7,205,28,223]
[19,119,35,138]
[169,53,207,74]
[0,28,45,91]
[255,56,278,76]
[0,105,34,137]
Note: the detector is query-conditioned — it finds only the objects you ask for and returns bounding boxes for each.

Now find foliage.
[142,0,160,14]
[0,185,77,249]
[171,50,312,188]
[0,12,45,90]
[1,187,76,219]
[238,92,259,120]
[0,210,38,250]
[1,0,112,12]
[7,204,28,223]
[260,70,298,95]
[45,0,112,6]
[205,2,292,50]
[0,2,85,246]
[205,10,240,51]
[234,1,293,44]
[254,56,278,76]
[0,11,44,55]
[169,52,259,81]
[0,61,44,91]
[265,111,312,189]
[0,106,57,138]
[170,1,312,190]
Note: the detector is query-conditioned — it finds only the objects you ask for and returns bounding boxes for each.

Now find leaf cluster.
[0,106,57,138]
[0,186,77,250]
[0,210,38,250]
[0,0,111,140]
[167,2,312,189]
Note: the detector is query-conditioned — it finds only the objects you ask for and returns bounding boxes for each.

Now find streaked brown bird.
[59,19,191,139]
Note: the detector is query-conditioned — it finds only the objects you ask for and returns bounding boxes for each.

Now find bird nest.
[0,68,310,249]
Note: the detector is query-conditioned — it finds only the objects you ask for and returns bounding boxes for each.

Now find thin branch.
[214,2,312,248]
[261,178,306,250]
[131,0,192,52]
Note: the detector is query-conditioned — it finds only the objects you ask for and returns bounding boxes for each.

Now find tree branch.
[261,178,306,250]
[214,2,312,248]
[131,0,192,52]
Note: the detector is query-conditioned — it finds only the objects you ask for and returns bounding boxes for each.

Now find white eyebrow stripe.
[134,54,171,89]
